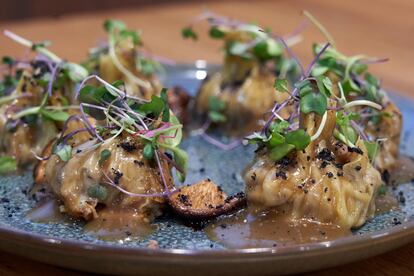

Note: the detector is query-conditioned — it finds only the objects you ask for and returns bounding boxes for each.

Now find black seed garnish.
[251,173,257,181]
[276,156,294,169]
[334,163,343,170]
[120,141,136,152]
[348,147,363,155]
[320,161,329,169]
[337,172,344,177]
[276,171,287,180]
[178,194,191,206]
[392,218,402,225]
[355,165,362,171]
[326,172,334,178]
[397,191,406,204]
[317,148,334,161]
[134,160,144,167]
[112,168,124,185]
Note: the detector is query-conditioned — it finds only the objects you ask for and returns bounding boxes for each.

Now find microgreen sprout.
[102,19,152,89]
[181,11,302,71]
[62,75,188,197]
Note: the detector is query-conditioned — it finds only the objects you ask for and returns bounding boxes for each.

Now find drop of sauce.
[205,208,350,249]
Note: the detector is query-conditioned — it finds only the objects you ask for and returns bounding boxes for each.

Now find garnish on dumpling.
[0,30,87,173]
[182,12,301,135]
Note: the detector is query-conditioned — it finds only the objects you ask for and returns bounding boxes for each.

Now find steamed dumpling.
[244,111,382,229]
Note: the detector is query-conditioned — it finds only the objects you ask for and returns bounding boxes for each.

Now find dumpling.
[311,44,402,174]
[182,13,298,134]
[34,78,187,222]
[43,131,173,221]
[0,32,87,169]
[244,111,382,229]
[84,20,162,100]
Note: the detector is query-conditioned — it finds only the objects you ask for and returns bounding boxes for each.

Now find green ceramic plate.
[0,64,413,275]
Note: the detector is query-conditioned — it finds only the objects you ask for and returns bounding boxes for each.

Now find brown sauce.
[205,208,350,249]
[84,208,156,241]
[26,156,414,246]
[27,198,155,241]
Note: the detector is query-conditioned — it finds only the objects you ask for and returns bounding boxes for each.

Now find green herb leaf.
[163,114,183,148]
[300,91,327,116]
[104,19,126,32]
[268,132,285,147]
[2,56,14,66]
[0,156,17,174]
[364,141,379,162]
[253,39,282,60]
[40,109,69,122]
[208,110,227,123]
[160,88,170,122]
[119,29,141,45]
[181,27,198,40]
[143,143,154,160]
[245,132,269,144]
[99,149,111,165]
[138,95,165,117]
[270,120,289,134]
[268,143,295,161]
[208,96,225,112]
[171,147,188,182]
[378,184,387,196]
[54,144,72,162]
[209,26,225,39]
[274,79,289,93]
[61,63,88,82]
[87,184,108,201]
[322,76,333,95]
[31,41,50,51]
[285,129,311,150]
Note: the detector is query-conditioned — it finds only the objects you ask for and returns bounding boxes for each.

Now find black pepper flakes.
[251,173,257,181]
[276,171,287,180]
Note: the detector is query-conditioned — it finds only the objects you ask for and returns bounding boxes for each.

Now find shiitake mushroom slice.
[168,178,246,220]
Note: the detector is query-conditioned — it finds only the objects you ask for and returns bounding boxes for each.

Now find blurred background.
[0,0,413,94]
[1,0,184,21]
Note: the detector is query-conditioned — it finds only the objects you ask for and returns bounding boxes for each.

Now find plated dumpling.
[245,111,381,229]
[243,42,388,229]
[311,44,402,174]
[35,79,187,222]
[183,13,299,134]
[0,32,88,171]
[84,20,163,100]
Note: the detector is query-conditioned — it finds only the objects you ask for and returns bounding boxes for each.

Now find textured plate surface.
[0,64,413,275]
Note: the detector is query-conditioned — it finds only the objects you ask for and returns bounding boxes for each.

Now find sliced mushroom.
[168,179,246,220]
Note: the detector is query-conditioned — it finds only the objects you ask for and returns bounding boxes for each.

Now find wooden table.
[0,0,413,275]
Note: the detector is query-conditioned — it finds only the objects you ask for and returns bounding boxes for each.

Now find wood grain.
[0,0,413,275]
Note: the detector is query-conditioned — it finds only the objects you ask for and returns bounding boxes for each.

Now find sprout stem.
[310,111,328,141]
